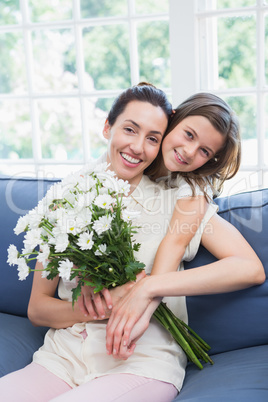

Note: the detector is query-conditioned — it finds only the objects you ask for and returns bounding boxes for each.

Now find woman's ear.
[103,119,111,139]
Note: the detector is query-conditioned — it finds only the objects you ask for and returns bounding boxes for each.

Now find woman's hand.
[107,297,161,360]
[106,275,160,356]
[77,270,147,320]
[77,285,113,320]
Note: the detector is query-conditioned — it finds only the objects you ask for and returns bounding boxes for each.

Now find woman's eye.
[124,127,135,134]
[148,136,159,144]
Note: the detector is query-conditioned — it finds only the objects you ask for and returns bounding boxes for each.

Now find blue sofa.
[0,176,267,401]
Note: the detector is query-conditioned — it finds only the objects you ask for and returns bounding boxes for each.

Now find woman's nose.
[130,138,144,154]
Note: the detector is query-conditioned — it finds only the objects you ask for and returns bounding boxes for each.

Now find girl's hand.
[108,298,161,360]
[106,275,159,356]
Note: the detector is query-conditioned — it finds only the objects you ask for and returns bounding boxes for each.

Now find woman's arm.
[27,262,97,328]
[28,262,145,329]
[106,214,265,356]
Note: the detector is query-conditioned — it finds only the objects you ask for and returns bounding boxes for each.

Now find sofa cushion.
[0,313,48,377]
[185,188,268,355]
[0,177,59,317]
[174,345,268,401]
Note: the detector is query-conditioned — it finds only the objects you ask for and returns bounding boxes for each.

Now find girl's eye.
[201,148,209,157]
[185,131,193,139]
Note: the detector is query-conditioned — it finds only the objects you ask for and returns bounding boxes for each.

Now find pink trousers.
[0,363,178,402]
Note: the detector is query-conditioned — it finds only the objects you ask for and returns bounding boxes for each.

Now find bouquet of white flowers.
[7,162,213,369]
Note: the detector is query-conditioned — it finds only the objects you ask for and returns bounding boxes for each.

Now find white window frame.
[0,0,170,177]
[169,0,268,195]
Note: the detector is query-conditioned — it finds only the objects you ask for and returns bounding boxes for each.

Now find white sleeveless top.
[33,169,218,391]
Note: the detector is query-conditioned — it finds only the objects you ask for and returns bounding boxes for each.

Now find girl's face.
[103,100,168,188]
[162,115,225,173]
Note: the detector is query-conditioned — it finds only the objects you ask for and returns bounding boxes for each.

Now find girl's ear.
[103,119,111,139]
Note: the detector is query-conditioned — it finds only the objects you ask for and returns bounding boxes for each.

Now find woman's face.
[103,100,168,188]
[162,115,225,172]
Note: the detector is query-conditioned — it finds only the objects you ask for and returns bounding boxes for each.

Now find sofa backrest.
[0,176,59,317]
[185,188,268,355]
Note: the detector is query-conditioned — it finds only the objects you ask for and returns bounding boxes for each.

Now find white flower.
[54,216,79,236]
[53,233,69,253]
[117,179,131,196]
[82,188,97,207]
[122,209,141,222]
[93,162,110,174]
[77,231,94,250]
[28,208,43,230]
[95,243,107,256]
[94,194,113,210]
[37,244,50,264]
[93,215,113,235]
[14,215,30,235]
[58,259,73,281]
[23,228,42,251]
[102,176,119,192]
[77,175,96,192]
[17,258,29,281]
[7,244,19,266]
[76,208,92,230]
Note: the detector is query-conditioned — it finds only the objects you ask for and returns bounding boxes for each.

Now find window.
[0,0,170,178]
[170,0,268,195]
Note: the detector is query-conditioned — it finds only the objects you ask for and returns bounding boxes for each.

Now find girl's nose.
[185,144,198,159]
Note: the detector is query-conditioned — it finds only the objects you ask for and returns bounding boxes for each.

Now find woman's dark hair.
[107,82,172,125]
[147,92,241,197]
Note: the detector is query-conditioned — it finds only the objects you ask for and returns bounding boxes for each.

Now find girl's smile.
[162,115,225,172]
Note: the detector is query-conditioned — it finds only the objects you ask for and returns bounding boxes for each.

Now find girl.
[0,85,264,402]
[105,92,265,359]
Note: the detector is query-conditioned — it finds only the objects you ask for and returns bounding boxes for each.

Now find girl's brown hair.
[147,92,241,198]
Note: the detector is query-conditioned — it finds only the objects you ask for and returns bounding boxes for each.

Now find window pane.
[265,15,268,86]
[222,171,258,197]
[198,0,256,11]
[83,25,130,90]
[0,32,27,94]
[265,95,268,165]
[81,0,127,18]
[137,21,170,88]
[38,164,83,179]
[0,100,32,159]
[0,0,21,25]
[135,0,168,14]
[38,99,83,160]
[32,29,78,93]
[84,97,115,159]
[218,15,256,88]
[28,0,72,22]
[224,95,257,165]
[216,0,256,8]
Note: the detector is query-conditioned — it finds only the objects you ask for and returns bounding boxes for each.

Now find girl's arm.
[150,195,208,275]
[106,213,265,356]
[77,195,208,319]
